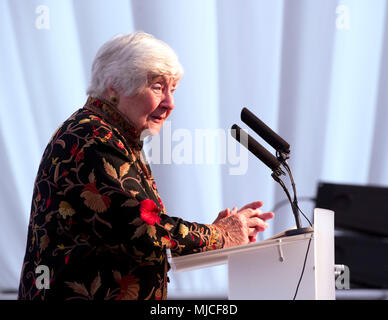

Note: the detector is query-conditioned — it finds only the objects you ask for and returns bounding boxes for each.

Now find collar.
[83,96,143,150]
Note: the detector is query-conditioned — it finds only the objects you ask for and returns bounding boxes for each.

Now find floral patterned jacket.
[18,97,223,300]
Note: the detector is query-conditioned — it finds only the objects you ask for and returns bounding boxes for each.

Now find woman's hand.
[213,201,275,248]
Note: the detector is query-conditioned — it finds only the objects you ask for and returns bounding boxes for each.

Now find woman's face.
[117,75,178,136]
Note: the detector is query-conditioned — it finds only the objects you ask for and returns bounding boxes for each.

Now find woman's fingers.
[246,208,262,218]
[244,210,275,220]
[248,217,269,231]
[248,227,258,237]
[249,234,257,242]
[214,202,275,248]
[258,211,275,221]
[212,208,230,224]
[239,201,264,212]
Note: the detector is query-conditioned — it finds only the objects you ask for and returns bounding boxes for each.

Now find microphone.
[241,107,290,155]
[231,124,284,176]
[232,110,314,237]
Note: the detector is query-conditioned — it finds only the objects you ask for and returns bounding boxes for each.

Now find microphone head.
[231,124,283,175]
[241,107,290,154]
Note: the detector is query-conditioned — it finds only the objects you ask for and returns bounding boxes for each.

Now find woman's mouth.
[151,115,164,122]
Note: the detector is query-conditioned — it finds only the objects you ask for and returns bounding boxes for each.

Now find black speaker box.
[316,182,388,288]
[335,229,388,288]
[316,182,388,237]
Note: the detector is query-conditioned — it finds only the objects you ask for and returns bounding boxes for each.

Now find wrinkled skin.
[213,201,275,248]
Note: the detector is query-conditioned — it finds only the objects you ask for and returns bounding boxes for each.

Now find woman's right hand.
[213,201,274,248]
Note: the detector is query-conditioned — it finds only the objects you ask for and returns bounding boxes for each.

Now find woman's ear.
[105,86,120,106]
[106,86,118,97]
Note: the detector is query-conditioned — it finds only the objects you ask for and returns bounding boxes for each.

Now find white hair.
[87,32,184,97]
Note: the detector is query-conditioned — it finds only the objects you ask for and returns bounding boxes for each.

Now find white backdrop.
[1,0,388,298]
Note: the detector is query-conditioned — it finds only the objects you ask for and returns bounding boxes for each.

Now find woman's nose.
[162,90,175,110]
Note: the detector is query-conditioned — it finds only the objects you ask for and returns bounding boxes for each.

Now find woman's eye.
[152,83,163,91]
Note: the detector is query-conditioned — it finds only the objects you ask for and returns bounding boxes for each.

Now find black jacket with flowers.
[18,97,223,300]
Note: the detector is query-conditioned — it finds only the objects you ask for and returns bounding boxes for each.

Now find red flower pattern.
[70,144,84,162]
[139,199,161,225]
[116,141,125,149]
[92,125,100,138]
[115,273,140,300]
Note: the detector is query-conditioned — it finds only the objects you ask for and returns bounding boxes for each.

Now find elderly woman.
[18,32,274,300]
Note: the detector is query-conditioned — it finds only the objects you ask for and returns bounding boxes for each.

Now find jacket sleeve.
[57,116,224,264]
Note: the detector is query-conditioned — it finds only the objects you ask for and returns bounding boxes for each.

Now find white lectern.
[170,208,335,300]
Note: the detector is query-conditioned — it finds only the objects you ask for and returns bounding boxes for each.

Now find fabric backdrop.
[1,0,387,298]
